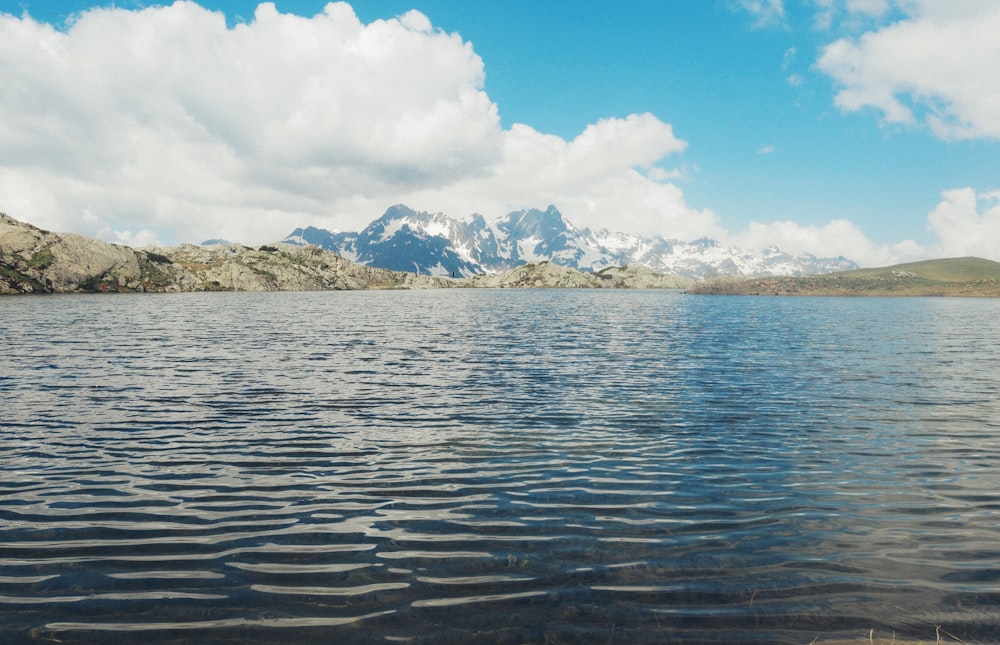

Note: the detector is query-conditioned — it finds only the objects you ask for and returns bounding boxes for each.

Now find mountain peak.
[283,205,859,279]
[498,205,575,239]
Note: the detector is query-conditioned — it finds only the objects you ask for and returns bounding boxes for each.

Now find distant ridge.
[687,257,1000,296]
[284,204,858,280]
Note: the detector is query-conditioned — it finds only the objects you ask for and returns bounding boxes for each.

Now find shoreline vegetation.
[3,212,998,296]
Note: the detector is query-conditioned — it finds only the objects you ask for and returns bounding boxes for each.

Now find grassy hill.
[688,257,1000,297]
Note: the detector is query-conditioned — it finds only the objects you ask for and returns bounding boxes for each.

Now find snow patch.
[422,219,451,239]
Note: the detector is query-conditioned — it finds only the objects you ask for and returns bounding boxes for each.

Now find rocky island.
[0,212,689,294]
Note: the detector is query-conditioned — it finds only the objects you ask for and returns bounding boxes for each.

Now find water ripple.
[2,291,1000,643]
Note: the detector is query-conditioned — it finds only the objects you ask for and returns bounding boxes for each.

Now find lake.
[1,290,999,644]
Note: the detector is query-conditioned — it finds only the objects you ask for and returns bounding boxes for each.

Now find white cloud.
[782,46,796,68]
[845,0,891,17]
[0,1,714,246]
[782,48,803,86]
[725,187,1000,267]
[0,1,501,243]
[757,145,776,155]
[732,0,787,28]
[726,218,925,267]
[816,2,1000,140]
[926,188,1000,260]
[397,9,432,33]
[810,0,906,31]
[812,0,837,30]
[2,0,982,272]
[399,115,723,241]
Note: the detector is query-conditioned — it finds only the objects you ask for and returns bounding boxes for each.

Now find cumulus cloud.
[0,1,712,246]
[2,0,982,270]
[722,187,1000,267]
[816,1,1000,140]
[0,1,501,243]
[726,219,924,267]
[398,114,722,240]
[926,188,1000,261]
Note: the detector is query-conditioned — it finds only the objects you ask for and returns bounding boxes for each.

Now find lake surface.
[2,290,999,644]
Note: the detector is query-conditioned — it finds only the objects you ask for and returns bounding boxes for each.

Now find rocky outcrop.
[1,212,144,293]
[1,212,688,294]
[151,243,455,292]
[591,264,692,289]
[471,261,692,289]
[472,261,603,288]
[0,213,454,294]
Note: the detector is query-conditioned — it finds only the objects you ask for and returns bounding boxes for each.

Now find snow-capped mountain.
[283,204,858,279]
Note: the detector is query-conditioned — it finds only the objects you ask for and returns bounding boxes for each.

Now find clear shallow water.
[1,290,999,644]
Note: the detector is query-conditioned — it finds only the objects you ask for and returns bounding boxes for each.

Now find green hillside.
[689,257,1000,296]
[845,257,1000,281]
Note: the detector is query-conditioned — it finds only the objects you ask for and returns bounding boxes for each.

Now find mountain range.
[283,204,858,279]
[0,211,684,294]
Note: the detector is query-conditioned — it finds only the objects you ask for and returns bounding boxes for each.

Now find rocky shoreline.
[1,213,689,294]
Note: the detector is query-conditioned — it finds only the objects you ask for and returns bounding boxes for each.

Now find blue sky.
[3,0,999,264]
